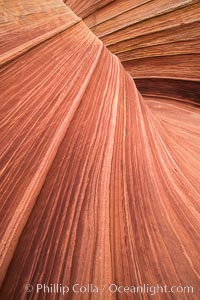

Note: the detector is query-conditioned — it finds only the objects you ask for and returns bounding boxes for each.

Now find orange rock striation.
[0,0,200,299]
[66,0,200,102]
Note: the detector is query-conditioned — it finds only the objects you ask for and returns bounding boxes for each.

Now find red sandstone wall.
[66,0,200,101]
[0,1,200,299]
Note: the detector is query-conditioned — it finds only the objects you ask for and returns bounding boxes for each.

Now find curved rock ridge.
[65,0,115,18]
[0,0,81,66]
[0,1,200,299]
[66,0,200,101]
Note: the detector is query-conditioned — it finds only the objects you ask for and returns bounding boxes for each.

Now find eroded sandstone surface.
[0,1,199,299]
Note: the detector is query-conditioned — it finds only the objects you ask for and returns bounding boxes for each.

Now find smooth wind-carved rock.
[66,0,200,102]
[0,0,199,299]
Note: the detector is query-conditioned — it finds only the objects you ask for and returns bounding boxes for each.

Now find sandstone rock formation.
[66,0,200,101]
[0,0,199,299]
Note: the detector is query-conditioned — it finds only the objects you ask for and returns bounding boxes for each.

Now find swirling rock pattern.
[0,0,200,299]
[66,0,200,101]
